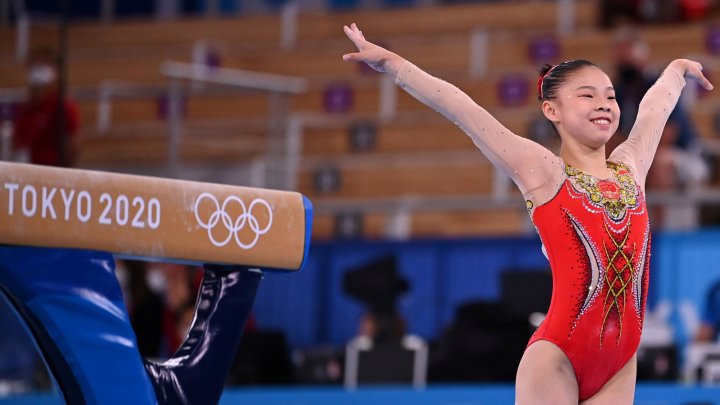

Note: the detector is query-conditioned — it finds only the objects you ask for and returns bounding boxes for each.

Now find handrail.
[158,61,307,183]
[0,63,308,190]
[160,61,307,94]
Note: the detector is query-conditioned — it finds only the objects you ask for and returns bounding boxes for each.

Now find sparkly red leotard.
[529,161,650,400]
[394,59,686,401]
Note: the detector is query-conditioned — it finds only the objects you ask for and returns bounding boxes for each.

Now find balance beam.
[0,161,312,270]
[0,162,313,404]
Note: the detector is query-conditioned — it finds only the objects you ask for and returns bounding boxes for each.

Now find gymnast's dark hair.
[537,59,597,101]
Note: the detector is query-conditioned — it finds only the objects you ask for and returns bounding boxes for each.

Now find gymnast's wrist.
[666,59,691,79]
[391,58,413,85]
[384,54,407,79]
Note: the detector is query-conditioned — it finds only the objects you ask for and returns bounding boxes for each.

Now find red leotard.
[394,60,686,400]
[529,162,650,400]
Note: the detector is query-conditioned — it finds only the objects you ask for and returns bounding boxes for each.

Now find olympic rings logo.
[193,192,273,249]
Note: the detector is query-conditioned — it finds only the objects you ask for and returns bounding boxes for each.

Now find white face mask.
[28,65,56,86]
[146,269,167,294]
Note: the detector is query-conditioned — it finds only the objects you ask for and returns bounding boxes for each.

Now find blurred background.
[3,0,720,403]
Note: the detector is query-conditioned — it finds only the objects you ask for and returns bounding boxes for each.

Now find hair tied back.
[537,64,556,101]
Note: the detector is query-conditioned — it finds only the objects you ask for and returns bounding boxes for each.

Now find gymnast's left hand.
[669,59,714,91]
[342,23,405,77]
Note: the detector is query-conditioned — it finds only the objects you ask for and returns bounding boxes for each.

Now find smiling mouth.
[591,118,611,125]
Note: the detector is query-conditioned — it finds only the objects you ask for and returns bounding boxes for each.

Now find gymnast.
[342,23,713,404]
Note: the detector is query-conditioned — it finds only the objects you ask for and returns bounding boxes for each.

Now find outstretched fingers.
[342,25,362,62]
[342,51,361,62]
[342,23,372,63]
[698,74,714,91]
[693,62,714,91]
[343,23,366,49]
[350,23,364,38]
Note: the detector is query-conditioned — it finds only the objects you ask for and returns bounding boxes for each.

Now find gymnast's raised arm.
[610,59,713,189]
[342,23,558,197]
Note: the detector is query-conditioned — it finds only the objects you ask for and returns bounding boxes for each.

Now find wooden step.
[298,159,493,199]
[300,113,539,155]
[296,0,597,41]
[78,128,265,167]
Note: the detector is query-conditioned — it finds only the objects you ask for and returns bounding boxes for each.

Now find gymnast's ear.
[541,100,559,124]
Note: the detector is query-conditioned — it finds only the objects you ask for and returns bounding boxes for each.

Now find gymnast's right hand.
[342,23,405,77]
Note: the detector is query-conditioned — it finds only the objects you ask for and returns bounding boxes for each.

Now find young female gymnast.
[341,23,713,404]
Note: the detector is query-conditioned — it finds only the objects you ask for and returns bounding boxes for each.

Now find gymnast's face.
[542,66,620,150]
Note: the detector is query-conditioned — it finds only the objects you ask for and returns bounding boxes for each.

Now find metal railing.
[0,62,307,189]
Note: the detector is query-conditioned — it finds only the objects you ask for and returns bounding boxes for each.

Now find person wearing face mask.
[12,48,80,167]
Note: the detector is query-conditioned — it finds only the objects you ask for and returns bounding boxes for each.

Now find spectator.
[12,47,80,167]
[120,261,202,357]
[343,255,408,343]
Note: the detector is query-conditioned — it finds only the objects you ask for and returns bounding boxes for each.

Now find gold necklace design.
[564,162,639,220]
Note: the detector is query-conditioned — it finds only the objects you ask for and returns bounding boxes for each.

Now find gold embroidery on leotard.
[600,221,636,347]
[564,162,639,221]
